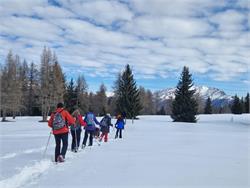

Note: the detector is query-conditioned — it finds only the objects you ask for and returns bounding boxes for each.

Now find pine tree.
[231,95,242,114]
[204,97,212,114]
[171,66,198,122]
[115,64,142,120]
[245,93,249,113]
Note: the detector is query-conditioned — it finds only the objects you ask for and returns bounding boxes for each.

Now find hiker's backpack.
[85,113,95,126]
[100,116,109,127]
[71,115,81,130]
[52,111,65,130]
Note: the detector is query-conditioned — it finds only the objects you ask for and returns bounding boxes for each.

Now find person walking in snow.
[71,109,86,152]
[115,114,125,139]
[48,103,75,162]
[82,110,100,148]
[99,113,113,142]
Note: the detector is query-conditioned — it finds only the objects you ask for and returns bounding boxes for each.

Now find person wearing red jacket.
[48,103,75,162]
[71,109,86,152]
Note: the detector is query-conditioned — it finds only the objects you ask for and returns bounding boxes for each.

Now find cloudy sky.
[0,0,249,96]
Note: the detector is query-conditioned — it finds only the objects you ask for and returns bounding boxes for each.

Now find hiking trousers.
[71,129,81,151]
[100,132,108,142]
[82,130,94,146]
[115,128,122,139]
[54,132,68,162]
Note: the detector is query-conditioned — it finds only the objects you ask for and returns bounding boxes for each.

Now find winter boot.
[57,155,64,163]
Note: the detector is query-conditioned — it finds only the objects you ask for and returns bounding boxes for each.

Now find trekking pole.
[43,131,52,158]
[74,127,78,151]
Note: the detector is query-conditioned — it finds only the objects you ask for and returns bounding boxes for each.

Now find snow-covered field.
[0,114,249,188]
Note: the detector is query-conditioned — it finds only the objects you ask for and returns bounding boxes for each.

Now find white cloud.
[122,16,213,38]
[33,6,76,18]
[0,0,249,89]
[0,16,62,41]
[129,0,226,17]
[0,0,47,16]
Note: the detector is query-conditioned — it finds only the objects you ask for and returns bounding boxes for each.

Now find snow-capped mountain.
[155,85,233,107]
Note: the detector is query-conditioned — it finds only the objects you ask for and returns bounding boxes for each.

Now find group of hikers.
[48,102,126,163]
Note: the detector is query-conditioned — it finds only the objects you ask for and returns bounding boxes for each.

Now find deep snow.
[0,114,249,188]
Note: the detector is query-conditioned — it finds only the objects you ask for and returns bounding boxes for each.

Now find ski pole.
[74,127,78,151]
[43,131,52,158]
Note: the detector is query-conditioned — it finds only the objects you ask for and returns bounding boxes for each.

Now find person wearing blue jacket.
[115,114,125,139]
[82,111,100,148]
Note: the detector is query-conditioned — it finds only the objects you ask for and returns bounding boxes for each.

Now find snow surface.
[0,114,249,188]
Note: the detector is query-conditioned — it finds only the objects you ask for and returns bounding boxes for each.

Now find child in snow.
[115,114,125,139]
[48,103,75,162]
[99,113,113,142]
[82,111,100,148]
[71,109,86,152]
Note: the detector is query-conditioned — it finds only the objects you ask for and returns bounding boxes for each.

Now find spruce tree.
[231,95,242,114]
[240,97,245,113]
[115,64,142,120]
[244,93,249,113]
[204,97,212,114]
[171,66,198,122]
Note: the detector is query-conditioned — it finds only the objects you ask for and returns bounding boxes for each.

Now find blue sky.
[0,0,249,96]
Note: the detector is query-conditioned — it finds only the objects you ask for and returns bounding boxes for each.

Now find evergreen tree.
[171,66,198,122]
[245,93,249,113]
[240,97,245,113]
[75,74,88,113]
[115,64,142,120]
[88,92,95,112]
[231,95,242,114]
[64,78,77,113]
[28,62,40,116]
[204,97,212,114]
[51,58,65,109]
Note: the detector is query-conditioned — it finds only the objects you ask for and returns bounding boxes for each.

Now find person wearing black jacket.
[99,114,113,142]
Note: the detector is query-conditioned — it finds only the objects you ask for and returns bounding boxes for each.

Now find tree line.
[0,48,249,122]
[0,48,143,122]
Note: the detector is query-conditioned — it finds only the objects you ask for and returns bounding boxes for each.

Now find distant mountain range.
[154,85,233,107]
